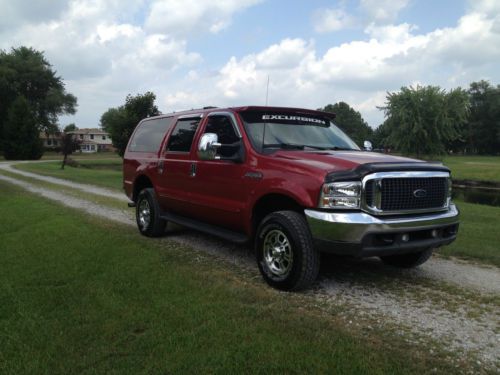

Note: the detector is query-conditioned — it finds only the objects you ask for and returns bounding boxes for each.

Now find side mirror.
[198,133,221,160]
[198,133,245,163]
[363,140,373,151]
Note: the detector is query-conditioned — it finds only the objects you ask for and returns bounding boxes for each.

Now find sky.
[1,0,499,129]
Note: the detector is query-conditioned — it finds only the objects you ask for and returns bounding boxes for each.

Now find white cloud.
[2,0,500,130]
[145,0,263,36]
[313,7,355,33]
[359,0,410,24]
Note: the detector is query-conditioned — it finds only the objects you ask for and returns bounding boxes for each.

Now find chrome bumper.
[305,204,459,256]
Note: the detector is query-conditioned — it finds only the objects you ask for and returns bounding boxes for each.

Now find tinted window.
[204,116,239,158]
[129,117,173,152]
[167,118,200,152]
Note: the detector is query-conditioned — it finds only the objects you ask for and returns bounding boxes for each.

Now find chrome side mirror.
[198,133,221,160]
[363,140,373,151]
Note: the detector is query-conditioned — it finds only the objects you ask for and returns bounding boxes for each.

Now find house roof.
[67,128,109,135]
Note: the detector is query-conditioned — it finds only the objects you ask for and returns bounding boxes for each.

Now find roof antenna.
[265,75,270,106]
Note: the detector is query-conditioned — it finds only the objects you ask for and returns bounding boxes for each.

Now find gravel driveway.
[1,162,499,371]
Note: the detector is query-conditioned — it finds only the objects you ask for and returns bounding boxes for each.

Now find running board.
[160,212,249,244]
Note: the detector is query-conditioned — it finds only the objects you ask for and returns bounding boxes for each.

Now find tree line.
[1,46,499,160]
[372,82,500,156]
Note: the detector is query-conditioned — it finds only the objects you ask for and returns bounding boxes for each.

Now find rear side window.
[167,118,200,152]
[129,117,173,152]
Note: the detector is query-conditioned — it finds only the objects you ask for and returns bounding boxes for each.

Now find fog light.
[401,234,410,242]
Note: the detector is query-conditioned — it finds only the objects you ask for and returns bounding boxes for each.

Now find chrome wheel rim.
[138,198,151,230]
[263,229,293,277]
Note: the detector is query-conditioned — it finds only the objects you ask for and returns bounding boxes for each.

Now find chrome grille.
[363,171,450,215]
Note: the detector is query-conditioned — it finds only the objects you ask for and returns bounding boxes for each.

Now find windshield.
[239,111,360,152]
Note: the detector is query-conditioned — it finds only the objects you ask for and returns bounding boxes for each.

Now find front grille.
[364,175,448,213]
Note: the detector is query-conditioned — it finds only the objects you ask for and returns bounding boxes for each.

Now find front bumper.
[305,204,460,257]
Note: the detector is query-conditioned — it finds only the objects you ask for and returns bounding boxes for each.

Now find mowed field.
[442,156,500,183]
[0,181,466,374]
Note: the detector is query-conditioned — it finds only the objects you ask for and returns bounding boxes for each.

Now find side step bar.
[160,212,249,244]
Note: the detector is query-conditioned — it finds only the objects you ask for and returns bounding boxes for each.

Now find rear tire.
[380,248,433,268]
[136,188,166,237]
[255,211,319,291]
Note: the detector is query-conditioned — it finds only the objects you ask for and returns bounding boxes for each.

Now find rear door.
[155,114,202,216]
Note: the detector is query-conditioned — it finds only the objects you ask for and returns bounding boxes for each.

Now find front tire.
[380,248,434,268]
[255,211,319,291]
[136,188,166,237]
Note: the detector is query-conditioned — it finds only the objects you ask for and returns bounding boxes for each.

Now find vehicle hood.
[273,150,423,175]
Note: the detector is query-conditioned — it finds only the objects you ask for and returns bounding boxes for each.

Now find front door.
[188,113,249,232]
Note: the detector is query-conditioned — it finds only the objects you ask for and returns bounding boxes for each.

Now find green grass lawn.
[441,156,500,183]
[0,181,465,375]
[42,151,121,160]
[14,159,123,191]
[441,200,500,267]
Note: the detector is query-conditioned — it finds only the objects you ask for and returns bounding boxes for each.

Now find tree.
[466,80,500,154]
[380,85,469,157]
[0,46,77,152]
[100,92,160,156]
[319,102,373,146]
[60,133,81,169]
[64,123,78,132]
[3,96,43,160]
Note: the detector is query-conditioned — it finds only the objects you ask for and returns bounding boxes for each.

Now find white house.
[66,128,115,153]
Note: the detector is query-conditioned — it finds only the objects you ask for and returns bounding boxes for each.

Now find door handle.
[190,163,197,177]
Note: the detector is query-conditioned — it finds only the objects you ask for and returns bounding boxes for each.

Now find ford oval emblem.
[413,189,427,198]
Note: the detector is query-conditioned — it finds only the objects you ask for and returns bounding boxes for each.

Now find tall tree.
[381,85,469,157]
[3,96,43,160]
[466,80,500,154]
[320,102,373,146]
[100,92,160,156]
[0,46,77,152]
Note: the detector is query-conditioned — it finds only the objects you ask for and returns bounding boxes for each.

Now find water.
[452,186,500,207]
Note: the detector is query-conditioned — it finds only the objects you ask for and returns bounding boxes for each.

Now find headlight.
[319,181,361,209]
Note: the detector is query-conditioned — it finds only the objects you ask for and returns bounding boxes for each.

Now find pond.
[452,186,500,207]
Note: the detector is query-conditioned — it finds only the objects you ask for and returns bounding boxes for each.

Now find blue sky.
[1,0,498,128]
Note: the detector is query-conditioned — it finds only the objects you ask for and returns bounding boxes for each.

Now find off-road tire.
[256,210,320,291]
[380,248,434,268]
[136,188,166,237]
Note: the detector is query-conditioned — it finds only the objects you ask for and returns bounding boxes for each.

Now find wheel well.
[133,175,153,202]
[252,194,303,235]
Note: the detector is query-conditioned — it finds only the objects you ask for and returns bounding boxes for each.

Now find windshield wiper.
[262,143,305,150]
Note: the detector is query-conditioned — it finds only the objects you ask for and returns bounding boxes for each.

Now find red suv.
[123,106,459,290]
